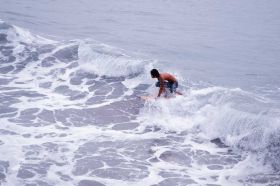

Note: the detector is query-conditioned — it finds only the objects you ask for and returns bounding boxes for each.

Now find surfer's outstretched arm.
[157,76,165,97]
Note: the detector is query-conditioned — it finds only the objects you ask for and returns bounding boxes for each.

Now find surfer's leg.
[167,81,178,94]
[174,81,183,95]
[157,81,170,97]
[166,82,174,93]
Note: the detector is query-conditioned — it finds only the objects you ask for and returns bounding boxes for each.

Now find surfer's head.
[151,69,160,78]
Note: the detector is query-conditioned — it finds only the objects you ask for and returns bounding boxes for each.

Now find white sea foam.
[3,24,55,45]
[1,21,279,186]
[138,85,280,171]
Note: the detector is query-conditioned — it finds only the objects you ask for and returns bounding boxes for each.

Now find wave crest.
[0,20,54,45]
[78,41,153,77]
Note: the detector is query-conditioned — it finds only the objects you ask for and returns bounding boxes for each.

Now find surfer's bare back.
[150,69,182,97]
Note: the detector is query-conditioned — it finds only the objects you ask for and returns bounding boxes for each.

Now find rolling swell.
[0,21,279,185]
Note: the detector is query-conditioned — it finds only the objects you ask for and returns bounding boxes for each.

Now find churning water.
[0,0,280,186]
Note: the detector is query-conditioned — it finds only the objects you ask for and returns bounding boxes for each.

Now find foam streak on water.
[0,21,280,186]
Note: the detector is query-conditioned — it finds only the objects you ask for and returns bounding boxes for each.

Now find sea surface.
[0,0,280,186]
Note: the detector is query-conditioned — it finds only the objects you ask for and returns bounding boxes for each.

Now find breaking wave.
[140,86,280,171]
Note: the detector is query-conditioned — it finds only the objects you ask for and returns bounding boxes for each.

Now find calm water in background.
[1,0,279,91]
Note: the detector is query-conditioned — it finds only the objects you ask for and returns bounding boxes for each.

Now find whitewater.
[0,0,280,186]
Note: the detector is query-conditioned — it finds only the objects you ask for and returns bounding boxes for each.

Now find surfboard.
[139,92,183,101]
[140,95,156,101]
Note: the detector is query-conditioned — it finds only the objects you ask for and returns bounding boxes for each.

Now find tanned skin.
[154,73,181,97]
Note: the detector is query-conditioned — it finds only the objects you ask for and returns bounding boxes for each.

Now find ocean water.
[0,0,280,186]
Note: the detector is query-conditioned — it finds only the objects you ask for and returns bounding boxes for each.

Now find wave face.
[0,21,280,186]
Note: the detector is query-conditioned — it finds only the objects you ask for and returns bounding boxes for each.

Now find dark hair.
[150,69,160,78]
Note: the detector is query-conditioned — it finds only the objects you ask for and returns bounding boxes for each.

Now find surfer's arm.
[157,77,165,97]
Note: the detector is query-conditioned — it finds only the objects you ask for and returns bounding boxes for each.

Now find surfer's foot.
[175,91,183,95]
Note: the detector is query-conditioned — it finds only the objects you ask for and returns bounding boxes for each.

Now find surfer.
[150,69,182,98]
